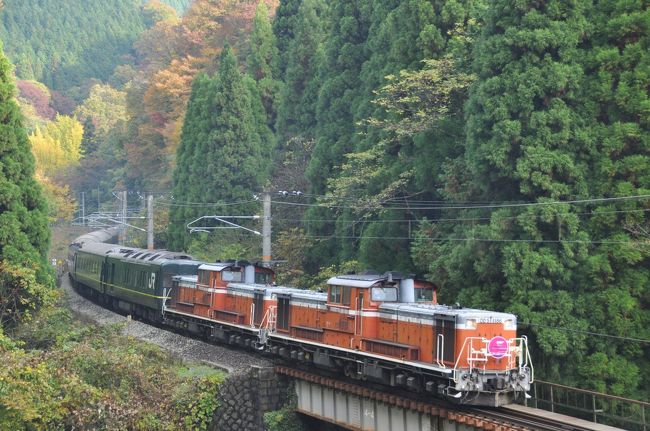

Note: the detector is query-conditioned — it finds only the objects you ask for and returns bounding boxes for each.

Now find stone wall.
[211,366,291,431]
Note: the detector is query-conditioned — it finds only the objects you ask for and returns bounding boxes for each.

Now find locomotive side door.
[276,294,290,332]
[355,291,364,336]
[253,290,264,326]
[100,260,107,293]
[434,315,456,365]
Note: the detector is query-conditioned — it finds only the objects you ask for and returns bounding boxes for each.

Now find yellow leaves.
[30,115,83,178]
[35,173,77,222]
[30,128,63,176]
[143,0,179,25]
[29,115,83,221]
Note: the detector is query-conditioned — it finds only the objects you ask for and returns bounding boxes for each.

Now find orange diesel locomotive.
[164,266,533,406]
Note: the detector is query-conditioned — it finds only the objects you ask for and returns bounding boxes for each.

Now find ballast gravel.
[62,276,271,373]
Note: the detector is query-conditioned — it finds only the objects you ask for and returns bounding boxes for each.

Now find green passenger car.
[72,240,201,317]
[73,243,117,293]
[103,248,201,313]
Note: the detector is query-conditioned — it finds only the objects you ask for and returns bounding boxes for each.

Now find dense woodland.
[0,0,647,411]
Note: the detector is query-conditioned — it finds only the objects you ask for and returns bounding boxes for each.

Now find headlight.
[465,319,477,329]
[504,318,516,330]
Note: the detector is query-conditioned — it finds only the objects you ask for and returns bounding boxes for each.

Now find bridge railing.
[523,379,648,431]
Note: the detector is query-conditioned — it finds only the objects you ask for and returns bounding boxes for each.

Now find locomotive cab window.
[329,285,341,303]
[328,285,351,305]
[415,287,434,302]
[222,270,242,282]
[371,286,398,302]
[198,270,210,285]
[255,272,272,284]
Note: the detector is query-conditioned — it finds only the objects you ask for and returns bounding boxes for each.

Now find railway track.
[471,406,598,431]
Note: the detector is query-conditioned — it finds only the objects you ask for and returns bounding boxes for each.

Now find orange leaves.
[125,0,280,189]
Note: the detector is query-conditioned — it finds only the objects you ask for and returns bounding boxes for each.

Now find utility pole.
[81,192,85,226]
[262,190,272,266]
[119,190,128,245]
[147,194,154,250]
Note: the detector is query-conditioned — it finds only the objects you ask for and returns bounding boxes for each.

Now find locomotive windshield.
[371,286,398,302]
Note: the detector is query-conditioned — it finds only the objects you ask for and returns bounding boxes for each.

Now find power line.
[520,322,650,344]
[273,207,650,224]
[270,194,650,211]
[196,231,647,245]
[156,198,259,208]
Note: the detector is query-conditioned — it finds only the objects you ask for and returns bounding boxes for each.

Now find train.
[67,228,533,407]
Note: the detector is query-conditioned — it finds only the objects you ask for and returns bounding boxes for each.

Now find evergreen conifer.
[0,43,50,271]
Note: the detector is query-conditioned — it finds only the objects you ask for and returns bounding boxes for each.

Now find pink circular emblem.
[488,336,509,359]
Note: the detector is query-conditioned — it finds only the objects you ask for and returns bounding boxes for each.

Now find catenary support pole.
[81,191,85,226]
[121,190,128,245]
[147,194,154,250]
[262,190,271,266]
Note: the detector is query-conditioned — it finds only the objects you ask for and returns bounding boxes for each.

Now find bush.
[264,406,306,431]
[0,302,225,430]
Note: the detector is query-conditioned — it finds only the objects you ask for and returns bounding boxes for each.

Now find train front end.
[449,310,533,406]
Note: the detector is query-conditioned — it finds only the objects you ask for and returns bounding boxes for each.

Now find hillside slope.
[0,0,190,93]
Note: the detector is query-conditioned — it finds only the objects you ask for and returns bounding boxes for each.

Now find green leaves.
[0,307,225,430]
[366,58,474,138]
[169,47,272,251]
[0,44,52,326]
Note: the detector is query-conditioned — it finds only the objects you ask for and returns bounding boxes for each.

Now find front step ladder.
[258,306,277,345]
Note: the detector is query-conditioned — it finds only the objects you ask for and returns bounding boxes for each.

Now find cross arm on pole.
[186,215,261,236]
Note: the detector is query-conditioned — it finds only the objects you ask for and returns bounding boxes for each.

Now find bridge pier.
[210,366,291,431]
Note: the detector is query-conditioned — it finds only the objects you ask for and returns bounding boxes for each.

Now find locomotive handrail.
[162,287,170,313]
[436,334,446,368]
[259,305,277,332]
[453,337,483,383]
[505,336,534,383]
[249,303,255,328]
[520,336,534,383]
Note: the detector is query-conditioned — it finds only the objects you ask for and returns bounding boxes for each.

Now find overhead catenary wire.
[156,198,260,207]
[270,194,650,211]
[92,189,650,211]
[519,322,650,344]
[272,207,650,224]
[189,229,648,245]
